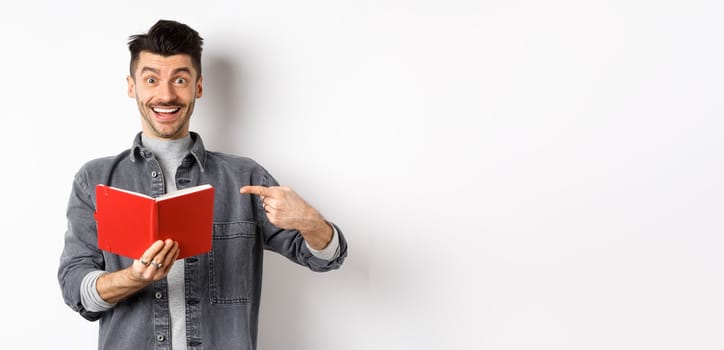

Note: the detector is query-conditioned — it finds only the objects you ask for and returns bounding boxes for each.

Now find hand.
[130,239,180,282]
[240,185,333,249]
[97,239,180,303]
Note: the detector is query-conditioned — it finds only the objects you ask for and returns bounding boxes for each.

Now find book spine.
[151,201,159,242]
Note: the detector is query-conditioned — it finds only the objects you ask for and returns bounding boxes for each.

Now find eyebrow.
[139,67,193,76]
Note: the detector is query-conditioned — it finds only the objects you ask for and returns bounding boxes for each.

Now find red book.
[94,184,215,260]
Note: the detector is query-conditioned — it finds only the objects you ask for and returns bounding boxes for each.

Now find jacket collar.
[129,131,208,172]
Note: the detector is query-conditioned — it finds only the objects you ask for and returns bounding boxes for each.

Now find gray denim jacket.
[58,132,348,349]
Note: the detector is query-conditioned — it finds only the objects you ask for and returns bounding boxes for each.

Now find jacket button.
[155,292,163,299]
[157,335,165,342]
[151,171,158,178]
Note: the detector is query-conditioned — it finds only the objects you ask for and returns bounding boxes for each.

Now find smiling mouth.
[152,106,181,114]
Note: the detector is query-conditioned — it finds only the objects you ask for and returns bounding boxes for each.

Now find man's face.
[127,51,203,140]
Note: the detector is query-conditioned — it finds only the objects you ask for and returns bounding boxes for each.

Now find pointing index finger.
[240,185,272,197]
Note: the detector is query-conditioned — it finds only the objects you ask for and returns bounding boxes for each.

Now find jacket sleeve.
[57,171,106,321]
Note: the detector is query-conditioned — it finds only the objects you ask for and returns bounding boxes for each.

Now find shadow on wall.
[201,52,311,345]
[203,52,370,348]
[198,54,245,152]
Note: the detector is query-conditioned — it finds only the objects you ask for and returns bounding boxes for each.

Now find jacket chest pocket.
[209,221,259,304]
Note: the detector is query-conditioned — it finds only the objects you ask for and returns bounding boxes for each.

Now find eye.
[145,77,156,84]
[175,78,187,84]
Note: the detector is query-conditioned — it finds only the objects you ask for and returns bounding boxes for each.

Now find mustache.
[148,101,185,107]
[148,100,184,106]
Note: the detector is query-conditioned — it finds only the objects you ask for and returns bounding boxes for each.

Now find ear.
[196,75,203,98]
[127,76,135,98]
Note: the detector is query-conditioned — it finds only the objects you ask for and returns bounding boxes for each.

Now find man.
[58,19,347,350]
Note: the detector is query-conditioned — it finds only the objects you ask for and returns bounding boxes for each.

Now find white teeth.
[153,107,179,113]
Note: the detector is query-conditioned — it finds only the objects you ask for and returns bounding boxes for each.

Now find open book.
[94,184,215,260]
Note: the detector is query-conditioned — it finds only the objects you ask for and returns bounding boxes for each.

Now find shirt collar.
[130,131,208,172]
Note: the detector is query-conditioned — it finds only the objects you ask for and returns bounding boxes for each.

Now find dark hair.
[128,19,203,78]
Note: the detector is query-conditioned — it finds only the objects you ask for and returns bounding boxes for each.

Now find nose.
[157,81,177,102]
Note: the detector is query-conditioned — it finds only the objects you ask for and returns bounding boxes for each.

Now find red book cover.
[94,184,215,260]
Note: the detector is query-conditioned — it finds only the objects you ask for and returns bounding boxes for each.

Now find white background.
[2,1,723,349]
